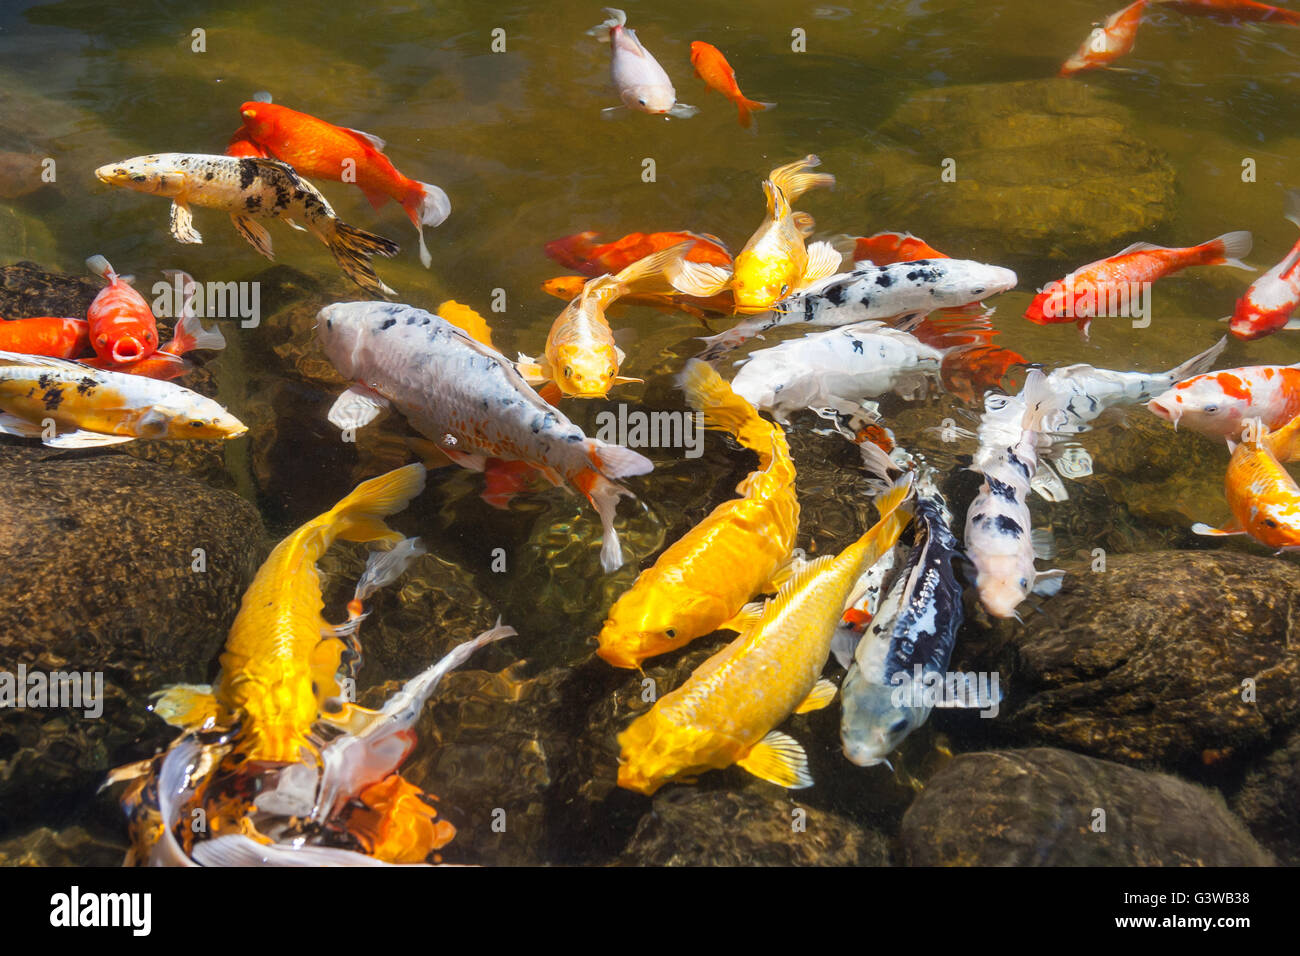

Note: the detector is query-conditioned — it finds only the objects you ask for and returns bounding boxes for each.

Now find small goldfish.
[232,98,450,269]
[596,360,799,669]
[1230,191,1300,340]
[95,153,400,297]
[0,352,246,447]
[1194,413,1300,550]
[616,475,912,795]
[85,255,159,364]
[1025,230,1252,335]
[1060,0,1148,77]
[589,8,697,118]
[689,41,774,128]
[1148,363,1300,438]
[852,231,950,266]
[0,316,88,359]
[520,243,690,400]
[1152,0,1300,24]
[545,230,731,276]
[670,155,841,313]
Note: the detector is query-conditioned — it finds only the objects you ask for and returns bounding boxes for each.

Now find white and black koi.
[699,258,1017,360]
[95,153,400,297]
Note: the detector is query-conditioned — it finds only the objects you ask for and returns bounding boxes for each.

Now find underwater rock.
[851,80,1176,263]
[0,151,46,200]
[1230,729,1300,866]
[620,786,890,866]
[955,551,1300,769]
[0,447,263,833]
[0,824,127,867]
[0,259,100,318]
[901,748,1273,866]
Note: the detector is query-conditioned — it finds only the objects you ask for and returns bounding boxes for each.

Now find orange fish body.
[0,317,89,359]
[1195,413,1300,549]
[1060,0,1148,76]
[1154,0,1300,24]
[545,230,731,276]
[541,275,734,318]
[339,775,456,864]
[85,256,159,364]
[232,101,450,267]
[852,232,950,265]
[689,41,774,128]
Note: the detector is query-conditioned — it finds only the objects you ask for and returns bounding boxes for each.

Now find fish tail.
[1264,412,1300,463]
[1285,189,1300,231]
[85,254,115,281]
[736,97,774,129]
[612,241,695,297]
[846,472,913,574]
[322,219,401,297]
[573,469,634,572]
[1020,367,1063,434]
[1202,230,1253,270]
[587,7,625,37]
[1164,335,1226,381]
[401,180,451,269]
[677,358,784,466]
[768,154,835,205]
[317,463,427,552]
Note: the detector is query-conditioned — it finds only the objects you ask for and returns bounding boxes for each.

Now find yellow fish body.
[616,474,912,795]
[154,464,427,764]
[596,359,798,668]
[436,300,495,348]
[668,156,842,313]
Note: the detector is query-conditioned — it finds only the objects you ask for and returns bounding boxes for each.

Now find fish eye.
[1018,577,1029,589]
[971,288,985,296]
[779,283,790,296]
[96,335,108,346]
[638,98,647,106]
[665,628,676,639]
[563,366,573,378]
[889,717,908,734]
[1204,405,1218,414]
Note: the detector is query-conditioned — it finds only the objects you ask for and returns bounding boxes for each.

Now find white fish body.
[317,302,652,571]
[590,8,695,117]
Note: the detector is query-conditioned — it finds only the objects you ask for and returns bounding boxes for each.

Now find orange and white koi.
[596,360,799,669]
[1229,191,1300,341]
[1060,0,1148,77]
[689,41,774,128]
[1148,363,1300,438]
[1193,413,1300,550]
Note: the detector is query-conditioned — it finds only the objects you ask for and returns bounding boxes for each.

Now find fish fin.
[737,97,775,129]
[770,553,837,604]
[1264,413,1300,462]
[0,412,46,438]
[666,103,699,119]
[359,186,389,212]
[667,259,732,298]
[612,374,644,385]
[571,469,635,572]
[328,384,390,430]
[1031,569,1066,597]
[283,218,309,232]
[85,254,115,281]
[830,626,861,670]
[344,126,387,152]
[763,548,809,592]
[1206,230,1254,270]
[353,536,426,604]
[1030,459,1070,502]
[767,154,835,205]
[191,834,413,867]
[1284,318,1300,331]
[612,241,695,297]
[322,221,400,298]
[401,181,451,270]
[230,214,275,259]
[403,436,453,469]
[442,446,488,472]
[736,730,814,789]
[599,105,629,119]
[514,352,551,384]
[1030,528,1056,561]
[1020,367,1067,433]
[801,241,844,286]
[252,90,273,103]
[169,201,202,244]
[588,437,654,479]
[1166,335,1228,380]
[718,600,767,634]
[149,684,219,731]
[793,678,838,714]
[44,429,135,448]
[327,463,426,547]
[791,211,815,238]
[587,7,626,37]
[1192,521,1246,536]
[537,381,563,405]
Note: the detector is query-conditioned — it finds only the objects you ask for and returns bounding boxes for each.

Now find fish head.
[974,553,1033,620]
[541,276,587,300]
[139,395,248,440]
[1024,280,1074,324]
[94,154,188,197]
[551,342,617,398]
[615,712,708,796]
[315,302,375,378]
[621,83,678,114]
[731,249,797,311]
[237,102,278,141]
[595,594,712,668]
[927,263,1017,308]
[840,668,924,768]
[1147,375,1243,437]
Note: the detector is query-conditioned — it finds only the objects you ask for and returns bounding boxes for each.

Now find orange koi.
[1153,0,1300,24]
[85,255,159,364]
[1060,0,1148,77]
[0,316,89,359]
[689,41,775,128]
[545,230,731,277]
[852,232,950,265]
[1194,412,1300,549]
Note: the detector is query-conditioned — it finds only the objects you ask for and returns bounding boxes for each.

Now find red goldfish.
[852,231,950,265]
[1025,231,1252,335]
[230,99,450,268]
[1060,0,1148,76]
[545,230,731,276]
[689,41,774,128]
[0,317,89,359]
[85,255,159,364]
[1153,0,1300,24]
[1230,192,1300,340]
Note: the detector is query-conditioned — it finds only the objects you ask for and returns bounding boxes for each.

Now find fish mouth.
[112,338,144,362]
[1146,399,1178,427]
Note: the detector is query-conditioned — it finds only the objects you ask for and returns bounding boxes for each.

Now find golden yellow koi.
[1194,412,1300,550]
[668,155,841,313]
[436,299,494,348]
[616,474,912,794]
[596,359,798,669]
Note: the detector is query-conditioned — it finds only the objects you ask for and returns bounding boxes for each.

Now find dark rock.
[902,748,1274,866]
[0,824,127,867]
[0,260,100,319]
[1230,729,1300,866]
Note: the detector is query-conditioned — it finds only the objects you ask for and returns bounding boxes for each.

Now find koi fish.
[1152,0,1300,25]
[0,316,88,359]
[541,275,734,320]
[518,243,690,400]
[595,360,799,669]
[1149,363,1300,437]
[700,258,1017,360]
[729,321,944,425]
[689,41,774,128]
[1193,413,1300,549]
[616,475,912,795]
[0,352,246,448]
[84,255,159,364]
[940,344,1028,404]
[1229,192,1300,340]
[1060,0,1148,77]
[317,302,653,572]
[436,299,494,349]
[588,8,697,118]
[670,156,841,313]
[965,369,1066,619]
[95,153,400,297]
[545,230,731,276]
[841,446,966,768]
[852,232,950,266]
[1025,230,1252,336]
[232,99,450,269]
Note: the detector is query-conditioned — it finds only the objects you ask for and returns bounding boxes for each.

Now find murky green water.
[3,0,1300,865]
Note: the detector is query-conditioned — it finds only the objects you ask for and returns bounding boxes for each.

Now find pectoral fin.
[793,678,838,714]
[169,201,202,244]
[800,241,844,286]
[668,259,732,298]
[328,384,390,430]
[514,352,550,385]
[150,683,219,731]
[736,730,813,789]
[1192,521,1246,537]
[718,600,766,634]
[1031,568,1066,597]
[44,429,135,448]
[230,214,275,259]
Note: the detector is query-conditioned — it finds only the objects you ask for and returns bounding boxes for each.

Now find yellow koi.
[436,300,495,348]
[616,474,912,794]
[596,359,799,668]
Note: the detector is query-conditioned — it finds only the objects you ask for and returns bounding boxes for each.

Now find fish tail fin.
[323,220,401,297]
[573,469,635,572]
[736,97,775,129]
[762,178,792,221]
[767,154,835,205]
[321,463,427,552]
[611,241,695,297]
[1285,189,1300,231]
[847,472,913,573]
[1165,335,1227,381]
[353,536,426,604]
[586,437,653,480]
[587,7,625,37]
[1264,412,1300,463]
[677,357,782,465]
[1203,230,1253,270]
[1021,368,1064,433]
[667,257,732,298]
[401,180,451,269]
[85,254,114,281]
[166,308,227,356]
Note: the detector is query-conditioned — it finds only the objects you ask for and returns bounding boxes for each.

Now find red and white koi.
[1229,191,1300,341]
[1148,362,1300,438]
